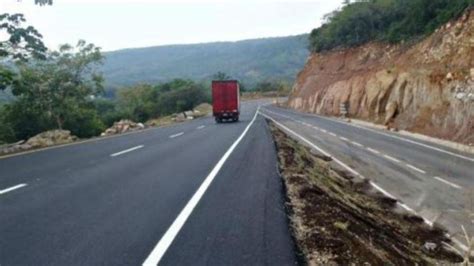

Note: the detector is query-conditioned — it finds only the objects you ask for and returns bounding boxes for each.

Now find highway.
[1,100,473,265]
[260,105,474,247]
[0,100,296,266]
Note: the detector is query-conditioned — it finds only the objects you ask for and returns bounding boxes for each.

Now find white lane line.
[433,176,462,190]
[261,112,438,217]
[261,112,361,178]
[351,141,364,147]
[263,109,470,252]
[275,108,474,163]
[110,145,144,157]
[169,132,184,139]
[320,129,327,133]
[329,132,337,137]
[406,164,427,174]
[0,184,27,195]
[143,107,260,265]
[261,112,410,202]
[367,148,381,155]
[197,125,205,130]
[339,136,349,142]
[383,154,401,163]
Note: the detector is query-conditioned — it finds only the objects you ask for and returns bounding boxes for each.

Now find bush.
[116,79,210,122]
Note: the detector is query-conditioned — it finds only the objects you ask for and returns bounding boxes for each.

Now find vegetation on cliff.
[309,0,473,52]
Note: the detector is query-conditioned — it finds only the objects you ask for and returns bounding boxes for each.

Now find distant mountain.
[102,34,309,90]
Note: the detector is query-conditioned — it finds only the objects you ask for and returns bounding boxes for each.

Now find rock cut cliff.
[288,10,473,144]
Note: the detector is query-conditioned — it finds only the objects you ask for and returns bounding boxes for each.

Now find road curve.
[260,105,474,245]
[0,100,297,266]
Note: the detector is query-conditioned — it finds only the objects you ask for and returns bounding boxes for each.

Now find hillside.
[102,35,309,89]
[288,10,473,144]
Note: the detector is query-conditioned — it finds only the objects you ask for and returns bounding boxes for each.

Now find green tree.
[212,72,232,80]
[3,40,105,140]
[0,13,47,90]
[117,84,158,122]
[309,0,473,52]
[35,0,53,5]
[116,79,210,123]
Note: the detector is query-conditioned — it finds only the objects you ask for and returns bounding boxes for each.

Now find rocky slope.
[288,10,473,145]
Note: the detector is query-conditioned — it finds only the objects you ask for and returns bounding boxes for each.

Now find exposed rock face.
[288,10,474,144]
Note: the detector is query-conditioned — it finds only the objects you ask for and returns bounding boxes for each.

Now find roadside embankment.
[0,103,212,156]
[269,122,463,264]
[288,10,473,145]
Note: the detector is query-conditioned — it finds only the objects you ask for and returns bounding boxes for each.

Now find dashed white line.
[278,108,474,163]
[433,176,462,190]
[197,125,205,130]
[143,107,260,265]
[367,148,381,154]
[339,136,349,142]
[351,141,364,147]
[383,154,401,163]
[320,129,327,133]
[169,132,184,139]
[329,132,337,137]
[0,183,27,195]
[110,145,144,157]
[406,164,427,174]
[262,108,469,252]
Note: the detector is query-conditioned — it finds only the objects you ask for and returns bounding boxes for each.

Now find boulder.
[173,113,186,122]
[384,101,398,125]
[446,72,454,81]
[25,130,77,148]
[0,130,78,155]
[101,119,147,136]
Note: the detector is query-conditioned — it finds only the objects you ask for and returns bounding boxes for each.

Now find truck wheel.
[215,117,221,123]
[234,117,239,122]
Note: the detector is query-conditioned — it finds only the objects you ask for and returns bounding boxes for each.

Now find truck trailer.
[212,80,240,123]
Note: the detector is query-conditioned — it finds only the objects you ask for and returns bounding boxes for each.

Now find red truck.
[212,80,240,123]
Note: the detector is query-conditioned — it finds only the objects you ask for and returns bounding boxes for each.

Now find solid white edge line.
[261,111,420,207]
[260,112,360,177]
[0,183,27,195]
[110,145,144,157]
[270,107,474,162]
[262,109,470,252]
[169,132,184,138]
[406,164,427,174]
[433,176,462,190]
[142,107,260,266]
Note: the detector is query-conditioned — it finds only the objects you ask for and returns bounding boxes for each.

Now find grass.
[269,121,462,265]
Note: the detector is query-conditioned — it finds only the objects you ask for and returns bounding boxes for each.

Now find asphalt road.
[0,100,297,266]
[260,105,474,246]
[2,99,473,265]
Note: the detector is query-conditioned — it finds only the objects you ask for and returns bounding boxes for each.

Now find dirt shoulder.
[269,121,462,265]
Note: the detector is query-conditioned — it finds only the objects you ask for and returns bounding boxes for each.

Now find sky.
[1,0,343,51]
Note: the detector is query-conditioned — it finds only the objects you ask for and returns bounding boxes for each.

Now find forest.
[310,0,473,52]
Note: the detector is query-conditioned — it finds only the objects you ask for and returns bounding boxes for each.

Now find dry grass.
[269,121,462,265]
